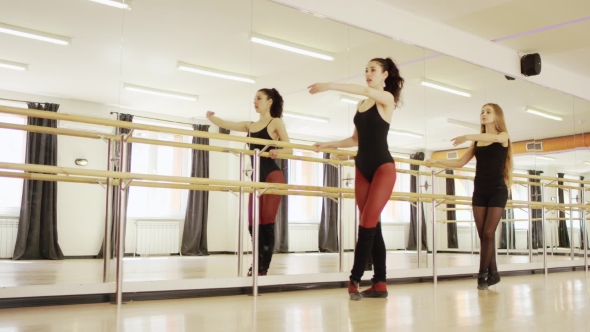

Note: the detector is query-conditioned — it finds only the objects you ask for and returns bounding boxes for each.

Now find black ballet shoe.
[477,272,488,290]
[486,271,501,287]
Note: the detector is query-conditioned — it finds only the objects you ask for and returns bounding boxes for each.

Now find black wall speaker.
[521,53,542,77]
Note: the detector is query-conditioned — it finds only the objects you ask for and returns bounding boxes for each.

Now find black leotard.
[354,103,394,182]
[472,142,509,207]
[248,119,281,181]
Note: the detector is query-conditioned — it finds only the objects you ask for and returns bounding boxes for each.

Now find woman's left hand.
[308,83,330,94]
[269,149,280,159]
[451,135,468,147]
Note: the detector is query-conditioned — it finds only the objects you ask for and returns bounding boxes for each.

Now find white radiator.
[457,227,480,250]
[0,219,18,259]
[288,223,319,252]
[515,230,528,250]
[135,221,180,256]
[382,225,405,250]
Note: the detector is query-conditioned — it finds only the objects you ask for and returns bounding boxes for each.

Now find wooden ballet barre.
[0,171,105,185]
[437,218,542,223]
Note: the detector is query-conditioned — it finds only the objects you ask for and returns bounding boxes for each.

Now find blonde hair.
[481,103,513,188]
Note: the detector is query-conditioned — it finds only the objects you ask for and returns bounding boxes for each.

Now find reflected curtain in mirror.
[319,153,338,252]
[97,113,134,259]
[557,173,570,248]
[528,170,544,249]
[182,124,210,256]
[407,152,427,250]
[446,170,458,248]
[13,103,64,260]
[274,158,289,253]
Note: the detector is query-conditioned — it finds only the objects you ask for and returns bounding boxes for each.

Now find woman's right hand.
[206,111,215,119]
[313,142,333,152]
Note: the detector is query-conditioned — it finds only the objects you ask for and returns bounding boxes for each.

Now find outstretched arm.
[452,132,509,147]
[314,128,359,151]
[206,111,250,132]
[425,144,475,169]
[308,83,395,108]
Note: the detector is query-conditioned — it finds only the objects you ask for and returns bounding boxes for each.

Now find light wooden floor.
[1,271,589,331]
[0,251,579,287]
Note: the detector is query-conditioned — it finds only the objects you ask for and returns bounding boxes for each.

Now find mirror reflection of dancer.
[310,57,404,300]
[206,88,292,276]
[426,103,513,290]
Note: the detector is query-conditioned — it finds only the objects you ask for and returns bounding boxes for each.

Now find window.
[563,175,582,229]
[510,182,530,230]
[127,122,192,218]
[381,162,411,223]
[0,114,27,215]
[288,151,323,223]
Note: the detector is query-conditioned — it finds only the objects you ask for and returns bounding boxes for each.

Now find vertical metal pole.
[103,138,113,283]
[237,152,244,277]
[431,171,437,284]
[115,134,126,306]
[354,205,359,242]
[417,173,422,268]
[338,163,344,273]
[251,149,260,296]
[527,184,533,263]
[507,221,511,256]
[569,189,575,260]
[582,189,587,272]
[542,184,548,275]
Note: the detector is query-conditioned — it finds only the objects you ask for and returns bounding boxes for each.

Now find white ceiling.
[0,0,589,171]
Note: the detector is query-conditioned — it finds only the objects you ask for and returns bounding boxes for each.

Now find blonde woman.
[426,103,513,290]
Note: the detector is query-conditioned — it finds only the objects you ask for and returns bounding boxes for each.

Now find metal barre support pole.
[251,149,260,296]
[417,173,422,268]
[115,134,126,306]
[542,183,548,275]
[431,171,437,284]
[338,163,344,273]
[528,183,533,263]
[103,138,113,283]
[569,189,574,260]
[582,188,588,272]
[237,152,244,277]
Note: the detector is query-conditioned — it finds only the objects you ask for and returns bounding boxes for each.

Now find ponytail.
[371,57,404,107]
[258,88,284,118]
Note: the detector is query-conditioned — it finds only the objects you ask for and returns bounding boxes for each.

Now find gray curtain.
[499,191,515,249]
[98,113,133,258]
[13,103,64,260]
[557,173,570,248]
[219,128,230,134]
[274,158,289,253]
[407,152,427,250]
[181,124,210,256]
[319,153,339,252]
[446,170,458,248]
[529,170,544,249]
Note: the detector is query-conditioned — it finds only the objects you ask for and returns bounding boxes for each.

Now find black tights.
[473,207,504,273]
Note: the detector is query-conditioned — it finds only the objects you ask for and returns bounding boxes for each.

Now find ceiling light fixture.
[0,59,28,71]
[283,111,330,123]
[584,161,590,166]
[389,129,424,139]
[447,118,480,130]
[534,155,555,161]
[420,78,471,97]
[340,95,364,105]
[250,33,334,61]
[123,83,198,101]
[0,22,71,45]
[525,107,563,121]
[88,0,131,9]
[177,62,255,84]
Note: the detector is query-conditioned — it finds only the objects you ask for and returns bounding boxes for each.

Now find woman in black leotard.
[309,57,404,301]
[426,103,513,290]
[206,88,292,276]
